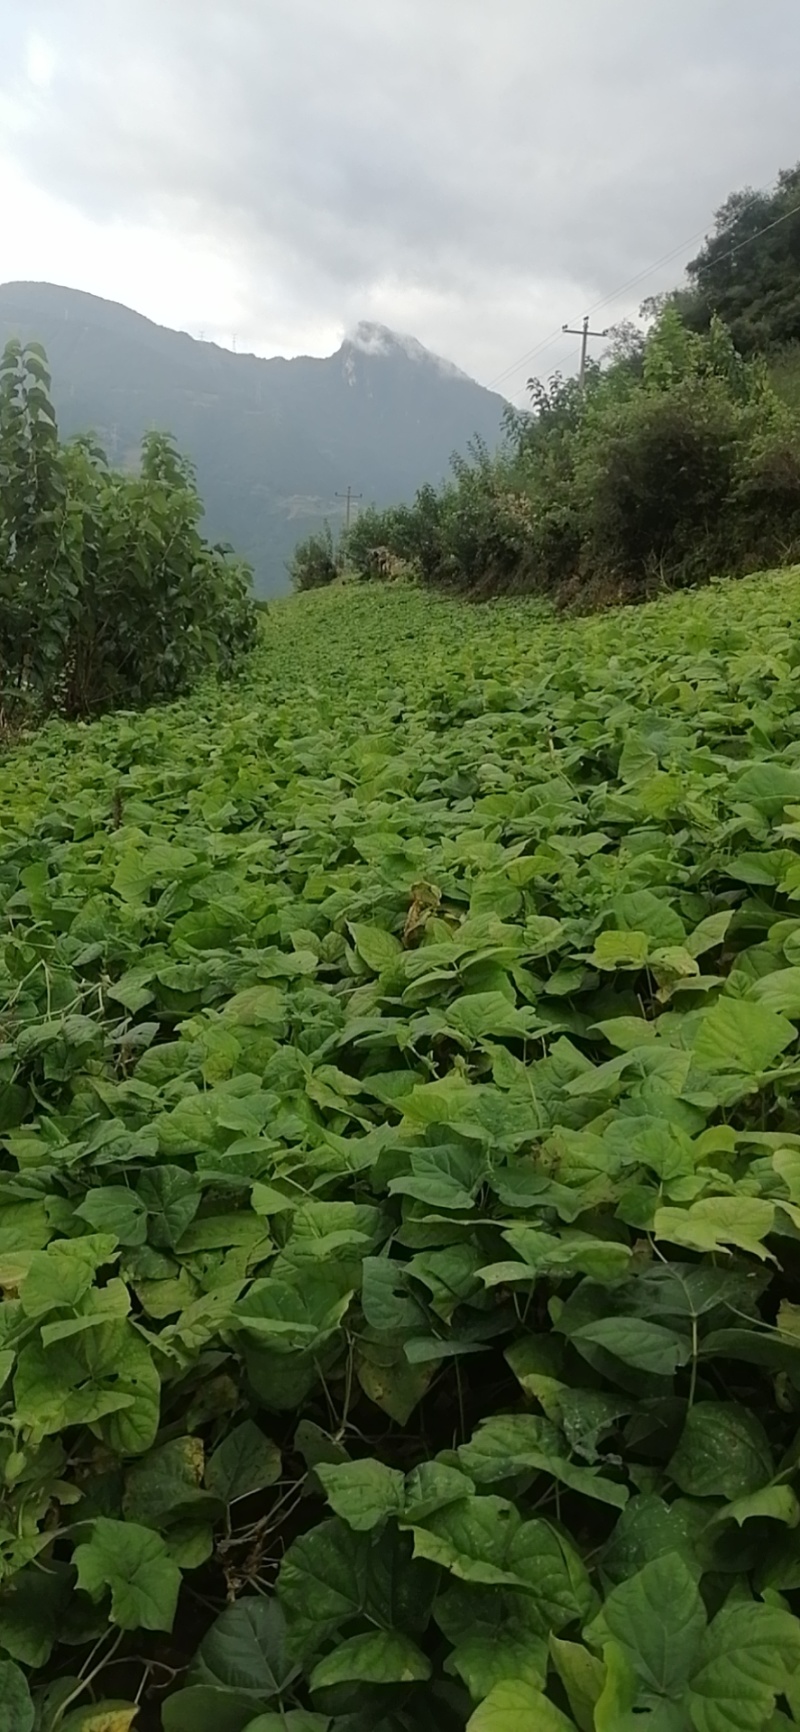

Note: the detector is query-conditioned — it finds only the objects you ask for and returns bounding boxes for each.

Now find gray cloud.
[3,0,800,392]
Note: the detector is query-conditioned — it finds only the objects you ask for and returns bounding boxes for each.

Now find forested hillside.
[299,163,800,607]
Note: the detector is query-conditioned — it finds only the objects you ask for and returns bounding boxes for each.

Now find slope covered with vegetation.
[289,164,800,605]
[318,307,800,605]
[675,164,800,356]
[6,573,800,1728]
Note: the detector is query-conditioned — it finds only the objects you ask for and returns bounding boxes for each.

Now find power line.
[486,223,716,391]
[587,193,800,321]
[709,195,800,270]
[486,323,570,393]
[487,180,800,400]
[582,226,713,321]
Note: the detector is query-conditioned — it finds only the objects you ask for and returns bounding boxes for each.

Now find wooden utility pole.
[562,314,609,392]
[335,486,362,536]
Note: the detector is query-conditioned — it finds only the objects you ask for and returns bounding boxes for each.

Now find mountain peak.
[0,282,505,596]
[342,320,471,381]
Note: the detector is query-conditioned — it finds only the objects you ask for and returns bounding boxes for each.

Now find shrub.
[288,522,339,590]
[571,314,800,592]
[343,306,800,605]
[0,340,256,720]
[575,377,740,587]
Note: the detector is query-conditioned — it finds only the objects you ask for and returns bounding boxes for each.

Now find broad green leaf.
[686,912,733,958]
[654,1197,776,1261]
[20,1236,119,1318]
[73,1517,181,1631]
[162,1686,261,1732]
[734,762,800,811]
[315,1459,405,1530]
[687,1601,800,1732]
[41,1278,130,1346]
[356,1337,434,1423]
[591,930,650,969]
[349,923,402,972]
[445,991,541,1041]
[242,1718,329,1732]
[668,1403,773,1499]
[751,967,800,1017]
[205,1422,282,1504]
[278,1519,433,1658]
[123,1436,217,1530]
[0,1562,72,1666]
[14,1317,161,1454]
[569,1316,690,1376]
[403,1461,476,1523]
[360,1257,428,1334]
[389,1145,484,1210]
[593,1641,638,1732]
[549,1637,604,1732]
[401,1075,480,1125]
[0,1201,51,1256]
[447,1619,548,1701]
[192,1599,296,1696]
[458,1415,628,1507]
[712,1484,800,1528]
[436,1578,550,1700]
[585,1553,705,1696]
[592,1015,657,1051]
[113,851,152,903]
[220,986,287,1026]
[0,1661,34,1732]
[692,998,794,1073]
[466,1680,575,1731]
[410,1495,522,1586]
[234,1272,353,1351]
[602,1494,705,1584]
[75,1187,148,1247]
[309,1630,431,1689]
[137,1167,201,1248]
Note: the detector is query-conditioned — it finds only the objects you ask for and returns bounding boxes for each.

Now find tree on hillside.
[680,165,800,353]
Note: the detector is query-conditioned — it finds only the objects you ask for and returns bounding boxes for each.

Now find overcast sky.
[1,1,799,398]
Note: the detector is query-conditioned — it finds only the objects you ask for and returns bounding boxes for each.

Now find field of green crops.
[8,571,800,1729]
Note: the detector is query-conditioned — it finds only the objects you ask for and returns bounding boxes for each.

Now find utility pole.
[335,485,362,536]
[562,314,609,392]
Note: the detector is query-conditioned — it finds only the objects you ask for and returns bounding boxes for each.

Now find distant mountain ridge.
[0,282,507,595]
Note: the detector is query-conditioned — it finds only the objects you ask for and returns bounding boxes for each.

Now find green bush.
[288,522,339,590]
[571,313,800,592]
[357,308,800,603]
[575,377,739,584]
[345,501,414,578]
[0,340,256,720]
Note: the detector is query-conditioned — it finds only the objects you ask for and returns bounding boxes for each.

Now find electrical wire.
[487,180,800,399]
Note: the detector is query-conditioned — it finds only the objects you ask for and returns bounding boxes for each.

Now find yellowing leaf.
[60,1707,139,1732]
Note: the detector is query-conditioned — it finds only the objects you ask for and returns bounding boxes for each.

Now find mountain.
[0,283,508,596]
